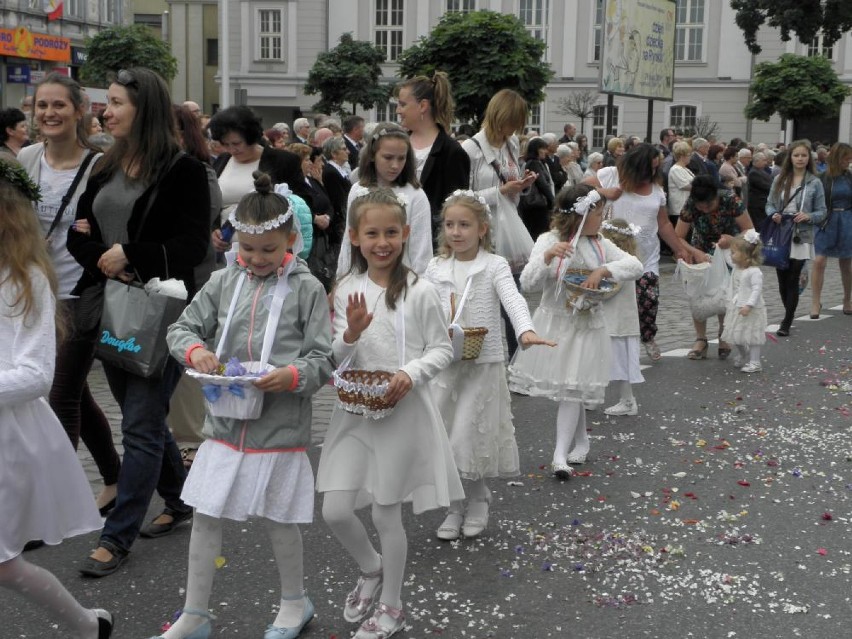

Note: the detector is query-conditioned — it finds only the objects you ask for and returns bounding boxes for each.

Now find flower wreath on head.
[743,228,760,245]
[228,183,295,234]
[0,157,41,202]
[601,221,641,237]
[350,184,408,210]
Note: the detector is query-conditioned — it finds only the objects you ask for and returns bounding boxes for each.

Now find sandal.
[354,602,405,639]
[717,334,731,360]
[344,558,383,623]
[181,447,197,470]
[687,338,708,360]
[436,512,464,541]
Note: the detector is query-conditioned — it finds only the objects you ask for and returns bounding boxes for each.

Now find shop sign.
[6,66,31,83]
[0,26,71,63]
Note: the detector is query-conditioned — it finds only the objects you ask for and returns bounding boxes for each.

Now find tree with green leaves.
[80,24,177,86]
[397,10,553,126]
[304,33,390,116]
[731,0,852,55]
[744,54,850,125]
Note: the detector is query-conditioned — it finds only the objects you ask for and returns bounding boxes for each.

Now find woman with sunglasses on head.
[67,67,211,578]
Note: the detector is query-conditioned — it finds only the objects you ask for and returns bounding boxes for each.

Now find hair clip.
[395,192,408,209]
[743,228,760,245]
[572,190,602,216]
[0,158,41,202]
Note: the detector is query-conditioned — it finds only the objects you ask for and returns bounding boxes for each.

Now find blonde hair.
[600,218,638,257]
[481,89,527,146]
[730,233,763,268]
[672,140,692,160]
[347,187,415,309]
[436,193,494,257]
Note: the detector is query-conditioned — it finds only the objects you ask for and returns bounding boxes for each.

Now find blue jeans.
[100,358,189,553]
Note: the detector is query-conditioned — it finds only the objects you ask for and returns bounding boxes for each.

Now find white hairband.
[446,189,487,208]
[601,221,640,236]
[228,183,300,255]
[743,228,760,245]
[573,190,602,216]
[351,185,408,209]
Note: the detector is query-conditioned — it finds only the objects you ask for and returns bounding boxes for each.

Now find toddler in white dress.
[721,229,767,373]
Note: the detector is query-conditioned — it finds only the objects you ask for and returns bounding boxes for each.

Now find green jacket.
[167,257,334,450]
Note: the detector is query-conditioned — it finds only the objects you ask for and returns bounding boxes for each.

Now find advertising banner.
[0,26,72,63]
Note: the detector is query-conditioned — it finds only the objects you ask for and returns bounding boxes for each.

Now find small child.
[424,191,554,540]
[721,229,767,373]
[508,184,643,479]
[317,188,464,639]
[0,158,113,638]
[600,219,644,416]
[336,122,433,277]
[162,172,334,639]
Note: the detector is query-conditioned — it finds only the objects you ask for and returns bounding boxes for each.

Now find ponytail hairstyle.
[600,218,639,258]
[358,122,419,189]
[233,171,294,235]
[437,190,494,257]
[347,187,415,310]
[396,71,455,132]
[34,73,100,153]
[730,230,763,268]
[550,183,605,242]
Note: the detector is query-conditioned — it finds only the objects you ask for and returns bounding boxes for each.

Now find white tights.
[0,555,97,638]
[612,380,635,402]
[736,344,762,364]
[322,491,407,610]
[553,400,589,466]
[163,512,305,639]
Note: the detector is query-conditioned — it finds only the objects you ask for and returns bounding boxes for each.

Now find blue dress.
[815,174,852,258]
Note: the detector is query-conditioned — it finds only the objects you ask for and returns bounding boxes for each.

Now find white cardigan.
[335,183,433,279]
[424,250,535,363]
[729,266,765,308]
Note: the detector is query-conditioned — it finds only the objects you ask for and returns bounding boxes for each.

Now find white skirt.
[181,440,314,524]
[721,304,767,347]
[431,361,519,481]
[0,398,102,562]
[609,336,645,383]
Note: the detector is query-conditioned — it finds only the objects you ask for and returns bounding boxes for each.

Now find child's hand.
[71,219,91,235]
[344,292,373,343]
[384,370,412,406]
[190,348,221,374]
[544,241,573,265]
[519,330,557,349]
[581,267,607,290]
[253,366,295,393]
[739,305,752,317]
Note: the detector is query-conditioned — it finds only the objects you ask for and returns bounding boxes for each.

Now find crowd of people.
[2,67,851,639]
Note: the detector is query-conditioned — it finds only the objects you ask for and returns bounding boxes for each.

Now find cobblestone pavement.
[78,258,850,488]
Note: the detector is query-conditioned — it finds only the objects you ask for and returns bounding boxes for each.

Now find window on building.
[134,14,162,29]
[257,9,284,61]
[807,33,834,59]
[674,0,704,62]
[375,0,404,61]
[669,105,697,134]
[102,0,117,23]
[375,100,396,123]
[519,0,549,46]
[206,39,219,67]
[592,0,604,62]
[446,0,475,12]
[66,0,83,18]
[592,105,618,149]
[528,104,543,133]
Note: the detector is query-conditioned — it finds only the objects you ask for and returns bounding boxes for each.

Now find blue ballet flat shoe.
[263,596,314,639]
[146,608,214,639]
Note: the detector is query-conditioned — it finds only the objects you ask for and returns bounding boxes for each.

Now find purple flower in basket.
[224,357,247,377]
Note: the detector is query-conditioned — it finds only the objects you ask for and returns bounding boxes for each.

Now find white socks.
[614,380,635,403]
[749,345,761,365]
[554,400,589,466]
[0,556,97,638]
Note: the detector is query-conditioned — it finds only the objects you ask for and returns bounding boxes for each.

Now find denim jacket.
[765,172,827,244]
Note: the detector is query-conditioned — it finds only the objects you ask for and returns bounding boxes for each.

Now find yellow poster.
[0,26,71,63]
[599,0,676,101]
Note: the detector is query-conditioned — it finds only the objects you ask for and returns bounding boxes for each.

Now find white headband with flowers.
[351,184,408,209]
[228,183,303,254]
[601,221,641,237]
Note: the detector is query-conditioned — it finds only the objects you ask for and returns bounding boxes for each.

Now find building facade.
[0,0,125,108]
[169,0,852,147]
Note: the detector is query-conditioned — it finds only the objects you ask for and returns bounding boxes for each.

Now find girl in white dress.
[600,219,644,417]
[161,173,334,639]
[0,159,113,638]
[425,191,554,541]
[318,188,464,639]
[721,230,767,373]
[508,185,643,479]
[336,122,433,277]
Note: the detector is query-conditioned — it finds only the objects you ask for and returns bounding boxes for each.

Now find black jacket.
[68,154,211,299]
[417,125,471,243]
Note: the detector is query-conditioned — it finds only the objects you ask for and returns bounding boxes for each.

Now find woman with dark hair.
[208,105,309,254]
[675,175,754,359]
[719,146,746,195]
[17,73,121,516]
[0,107,29,156]
[585,143,691,361]
[396,71,470,246]
[811,143,852,317]
[575,134,590,170]
[518,137,555,238]
[765,139,826,336]
[67,67,211,577]
[746,151,773,229]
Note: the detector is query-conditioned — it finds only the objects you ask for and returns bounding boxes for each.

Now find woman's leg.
[779,260,805,330]
[839,258,852,310]
[688,318,708,358]
[636,273,660,346]
[810,254,827,315]
[265,520,307,628]
[0,556,97,638]
[160,512,222,639]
